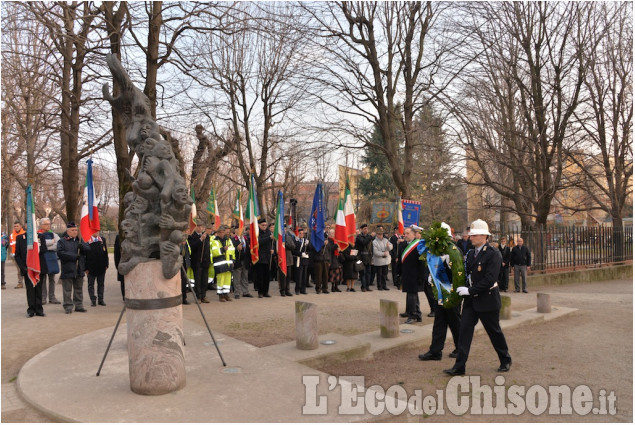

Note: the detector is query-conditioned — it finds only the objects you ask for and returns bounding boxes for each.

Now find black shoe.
[514,290,520,293]
[449,349,458,358]
[98,301,106,306]
[444,367,465,376]
[75,308,87,312]
[498,362,512,372]
[295,291,300,295]
[366,288,373,292]
[322,290,329,294]
[301,291,307,294]
[285,291,293,297]
[91,301,97,307]
[264,294,271,298]
[427,311,435,317]
[383,287,389,291]
[26,312,34,318]
[234,294,240,299]
[182,299,190,305]
[36,313,46,317]
[280,292,286,297]
[416,317,422,322]
[243,293,253,298]
[522,290,528,293]
[258,294,263,298]
[405,318,416,324]
[349,288,355,292]
[399,313,408,318]
[418,352,442,361]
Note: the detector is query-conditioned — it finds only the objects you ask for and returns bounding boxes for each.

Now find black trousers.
[423,280,436,313]
[453,300,511,371]
[499,267,510,291]
[278,266,293,293]
[25,275,43,316]
[295,264,308,293]
[375,265,388,289]
[194,265,210,300]
[405,292,421,319]
[87,273,105,303]
[313,261,329,293]
[391,261,400,287]
[429,303,461,354]
[254,263,271,295]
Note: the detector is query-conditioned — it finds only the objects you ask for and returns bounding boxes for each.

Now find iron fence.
[495,225,633,272]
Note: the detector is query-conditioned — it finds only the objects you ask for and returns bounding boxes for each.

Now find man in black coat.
[57,222,89,314]
[498,236,511,292]
[510,237,531,293]
[457,230,474,260]
[389,227,402,288]
[187,223,212,303]
[84,231,109,306]
[255,218,274,297]
[231,228,252,298]
[14,231,45,317]
[355,224,374,292]
[444,219,512,376]
[418,222,461,361]
[397,226,426,324]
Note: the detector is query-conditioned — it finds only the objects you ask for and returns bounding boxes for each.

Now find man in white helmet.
[444,219,512,376]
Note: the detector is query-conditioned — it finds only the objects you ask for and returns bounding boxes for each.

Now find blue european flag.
[309,182,325,251]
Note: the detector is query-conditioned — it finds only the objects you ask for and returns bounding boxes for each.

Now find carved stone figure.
[104,54,192,279]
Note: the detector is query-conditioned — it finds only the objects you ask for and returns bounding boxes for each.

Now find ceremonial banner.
[274,191,286,274]
[370,202,395,225]
[309,183,325,251]
[25,185,40,285]
[80,159,100,241]
[402,199,421,228]
[247,175,260,264]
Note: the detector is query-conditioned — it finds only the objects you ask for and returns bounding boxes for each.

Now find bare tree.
[450,2,592,230]
[568,3,633,229]
[302,2,466,199]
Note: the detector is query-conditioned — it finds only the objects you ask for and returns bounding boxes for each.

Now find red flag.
[397,197,404,235]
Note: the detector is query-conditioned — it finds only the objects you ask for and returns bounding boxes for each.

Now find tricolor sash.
[401,239,420,262]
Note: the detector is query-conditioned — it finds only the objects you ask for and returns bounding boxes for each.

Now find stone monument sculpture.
[103,53,190,395]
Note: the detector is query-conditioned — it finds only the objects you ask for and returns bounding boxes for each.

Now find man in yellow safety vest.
[211,225,235,302]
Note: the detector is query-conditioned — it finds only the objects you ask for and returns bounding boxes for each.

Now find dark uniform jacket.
[499,244,511,268]
[465,243,502,312]
[257,228,273,264]
[188,232,211,269]
[397,240,426,293]
[355,233,373,266]
[85,237,109,276]
[232,234,250,269]
[13,234,28,277]
[57,232,88,279]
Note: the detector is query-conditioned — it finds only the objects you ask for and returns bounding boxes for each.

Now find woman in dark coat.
[340,243,358,292]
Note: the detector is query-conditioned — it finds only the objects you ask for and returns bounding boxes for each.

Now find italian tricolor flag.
[335,183,356,250]
[274,191,286,274]
[25,185,40,285]
[232,190,244,236]
[397,197,404,235]
[246,175,260,264]
[80,159,100,241]
[207,188,220,230]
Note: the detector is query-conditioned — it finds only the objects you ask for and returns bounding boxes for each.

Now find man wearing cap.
[211,225,235,302]
[444,219,512,376]
[57,222,89,314]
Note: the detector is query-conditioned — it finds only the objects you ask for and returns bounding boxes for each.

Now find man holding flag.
[308,183,329,294]
[15,185,44,317]
[274,192,295,297]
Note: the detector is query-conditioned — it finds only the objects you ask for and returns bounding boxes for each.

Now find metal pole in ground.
[96,304,126,376]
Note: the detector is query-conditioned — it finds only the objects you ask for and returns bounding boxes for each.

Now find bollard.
[295,301,319,350]
[537,293,552,313]
[500,295,512,320]
[126,261,185,395]
[380,299,399,338]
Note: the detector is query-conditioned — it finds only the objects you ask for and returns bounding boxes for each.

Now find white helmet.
[440,222,452,238]
[468,219,491,236]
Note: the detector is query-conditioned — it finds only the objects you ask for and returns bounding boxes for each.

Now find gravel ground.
[1,256,632,422]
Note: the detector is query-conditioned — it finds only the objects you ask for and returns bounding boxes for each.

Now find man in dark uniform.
[419,222,461,361]
[444,219,512,376]
[14,230,45,317]
[398,226,426,324]
[389,226,401,289]
[187,223,212,303]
